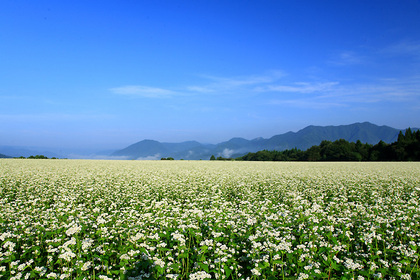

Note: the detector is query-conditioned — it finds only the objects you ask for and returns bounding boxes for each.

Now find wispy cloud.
[111,71,286,99]
[267,75,420,109]
[381,40,420,58]
[185,86,215,93]
[186,71,286,94]
[136,153,161,160]
[268,98,346,109]
[257,82,339,94]
[328,51,365,66]
[219,148,235,158]
[110,69,420,111]
[110,85,177,98]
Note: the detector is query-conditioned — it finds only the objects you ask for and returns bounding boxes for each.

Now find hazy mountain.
[112,122,412,160]
[260,122,403,151]
[0,146,61,158]
[0,153,11,158]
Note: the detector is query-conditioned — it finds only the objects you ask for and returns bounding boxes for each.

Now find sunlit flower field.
[1,159,419,280]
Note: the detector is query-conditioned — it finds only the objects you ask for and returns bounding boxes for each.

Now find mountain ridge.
[112,122,416,160]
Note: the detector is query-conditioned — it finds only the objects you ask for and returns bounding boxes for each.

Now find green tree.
[305,145,321,161]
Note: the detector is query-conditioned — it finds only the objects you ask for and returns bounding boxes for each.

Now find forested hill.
[236,128,420,161]
[112,122,409,160]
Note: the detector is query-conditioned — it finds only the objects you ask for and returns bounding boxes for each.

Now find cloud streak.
[328,51,365,66]
[110,85,177,98]
[257,82,339,94]
[185,71,286,94]
[268,76,420,109]
[111,71,286,98]
[136,153,161,160]
[381,40,420,59]
[110,68,420,111]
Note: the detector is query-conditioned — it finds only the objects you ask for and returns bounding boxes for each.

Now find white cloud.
[110,70,420,112]
[111,71,286,99]
[268,98,346,109]
[110,85,176,98]
[205,71,285,86]
[381,40,420,58]
[268,76,420,109]
[186,73,341,96]
[186,71,285,94]
[186,86,215,93]
[220,148,235,158]
[257,82,339,94]
[136,153,161,160]
[328,51,365,66]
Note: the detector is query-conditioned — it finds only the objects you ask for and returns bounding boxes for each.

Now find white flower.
[81,261,92,271]
[297,273,309,280]
[98,276,113,280]
[58,250,76,262]
[189,271,212,280]
[0,232,12,241]
[47,272,57,278]
[65,224,82,236]
[62,237,77,248]
[3,241,16,251]
[82,238,94,251]
[153,257,165,268]
[120,254,130,260]
[373,272,382,279]
[251,268,261,276]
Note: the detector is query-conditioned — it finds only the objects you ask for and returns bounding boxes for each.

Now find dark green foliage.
[216,156,234,161]
[12,155,60,159]
[208,155,234,160]
[237,129,420,161]
[28,155,49,159]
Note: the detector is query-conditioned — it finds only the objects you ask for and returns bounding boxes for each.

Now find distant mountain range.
[1,122,416,159]
[111,122,416,160]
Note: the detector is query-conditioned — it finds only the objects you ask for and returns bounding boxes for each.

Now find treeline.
[237,128,420,161]
[209,155,234,161]
[15,155,59,159]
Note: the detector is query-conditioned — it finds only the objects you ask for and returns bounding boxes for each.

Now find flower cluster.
[0,159,419,279]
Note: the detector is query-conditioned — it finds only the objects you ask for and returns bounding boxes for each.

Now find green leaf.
[224,264,233,278]
[199,263,209,273]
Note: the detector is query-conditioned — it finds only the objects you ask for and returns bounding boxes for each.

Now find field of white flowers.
[0,159,419,280]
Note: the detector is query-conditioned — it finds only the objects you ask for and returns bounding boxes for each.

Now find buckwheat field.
[1,159,419,280]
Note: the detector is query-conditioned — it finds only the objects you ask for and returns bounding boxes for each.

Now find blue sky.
[1,0,420,151]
